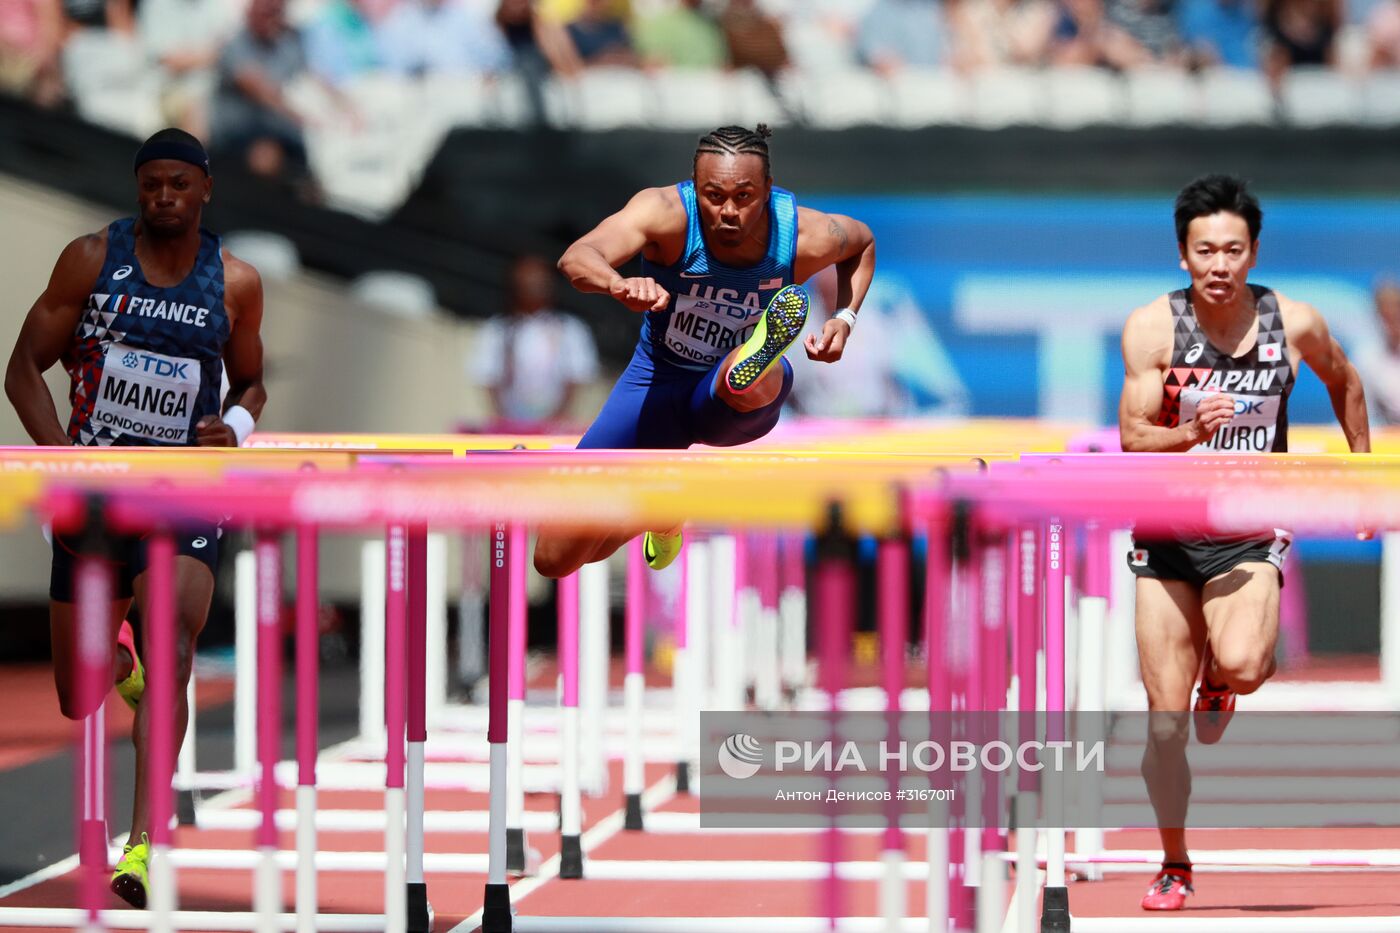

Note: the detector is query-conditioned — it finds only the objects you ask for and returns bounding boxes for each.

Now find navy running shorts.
[50,523,221,602]
[578,346,794,450]
[1127,530,1292,589]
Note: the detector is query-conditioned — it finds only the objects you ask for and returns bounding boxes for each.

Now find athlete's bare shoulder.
[627,185,687,232]
[1270,289,1323,335]
[1121,295,1174,369]
[221,249,264,325]
[54,231,107,283]
[792,205,872,280]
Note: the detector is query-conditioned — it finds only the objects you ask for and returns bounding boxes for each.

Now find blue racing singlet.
[63,218,231,446]
[638,180,798,372]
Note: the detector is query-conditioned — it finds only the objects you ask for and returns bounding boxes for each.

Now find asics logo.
[191,537,208,548]
[1184,342,1204,364]
[113,265,133,281]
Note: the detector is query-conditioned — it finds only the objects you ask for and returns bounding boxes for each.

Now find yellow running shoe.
[725,284,809,395]
[114,619,144,712]
[643,530,684,571]
[110,832,150,909]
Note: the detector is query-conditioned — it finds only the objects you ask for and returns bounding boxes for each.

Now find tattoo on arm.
[827,216,848,254]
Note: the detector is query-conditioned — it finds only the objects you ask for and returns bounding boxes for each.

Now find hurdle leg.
[624,540,646,830]
[506,526,533,875]
[457,533,487,692]
[878,535,909,932]
[146,530,178,933]
[73,512,112,933]
[754,534,784,712]
[579,559,610,798]
[426,533,449,725]
[709,535,743,710]
[483,523,514,933]
[558,572,584,879]
[779,534,808,704]
[407,527,433,933]
[1039,518,1070,933]
[815,510,857,929]
[360,539,387,745]
[234,549,257,778]
[254,533,284,933]
[384,526,408,933]
[676,540,710,794]
[1073,524,1109,881]
[295,525,320,933]
[1014,525,1041,933]
[924,510,951,933]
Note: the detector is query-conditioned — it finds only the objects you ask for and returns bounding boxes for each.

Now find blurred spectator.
[468,255,600,431]
[210,0,312,182]
[377,0,511,77]
[952,0,1056,69]
[304,0,382,86]
[1368,0,1400,67]
[138,0,241,136]
[857,0,949,74]
[1178,0,1260,68]
[1263,0,1338,74]
[61,0,130,33]
[1050,0,1153,68]
[536,0,627,24]
[0,0,65,105]
[497,0,581,127]
[565,0,635,67]
[634,0,726,69]
[1355,279,1400,425]
[722,0,788,78]
[1105,0,1181,62]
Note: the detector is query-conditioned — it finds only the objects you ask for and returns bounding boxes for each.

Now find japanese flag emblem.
[1258,343,1282,362]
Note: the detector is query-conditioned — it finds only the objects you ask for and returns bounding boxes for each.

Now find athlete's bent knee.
[1146,711,1190,747]
[533,548,578,580]
[1211,641,1272,695]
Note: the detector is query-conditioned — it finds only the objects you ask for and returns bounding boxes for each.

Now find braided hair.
[694,124,773,179]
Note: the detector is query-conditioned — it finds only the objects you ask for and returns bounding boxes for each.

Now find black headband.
[133,139,210,175]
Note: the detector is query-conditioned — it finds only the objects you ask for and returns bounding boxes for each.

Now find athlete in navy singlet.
[5,129,267,908]
[1118,175,1369,912]
[533,125,876,579]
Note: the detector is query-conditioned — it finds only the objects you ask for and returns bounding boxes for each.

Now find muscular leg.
[50,598,134,720]
[535,528,638,579]
[1201,562,1280,696]
[126,557,214,846]
[1135,577,1206,865]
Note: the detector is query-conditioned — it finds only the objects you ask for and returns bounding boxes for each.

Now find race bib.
[92,342,200,443]
[1181,389,1279,453]
[665,294,761,368]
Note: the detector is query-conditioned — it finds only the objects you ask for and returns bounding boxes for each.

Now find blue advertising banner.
[800,194,1400,426]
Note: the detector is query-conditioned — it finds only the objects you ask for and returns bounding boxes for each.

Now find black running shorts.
[50,524,221,602]
[1127,531,1291,589]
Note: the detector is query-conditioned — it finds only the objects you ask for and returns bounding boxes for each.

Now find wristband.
[223,405,256,447]
[833,308,857,331]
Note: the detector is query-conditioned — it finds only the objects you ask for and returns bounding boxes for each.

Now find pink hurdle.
[294,524,319,933]
[482,522,513,933]
[624,540,647,830]
[558,571,584,879]
[254,532,283,931]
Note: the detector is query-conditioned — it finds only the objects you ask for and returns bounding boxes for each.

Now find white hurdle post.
[579,559,610,798]
[254,533,284,933]
[678,540,710,793]
[1381,533,1400,704]
[558,572,585,879]
[779,535,807,703]
[505,525,534,875]
[709,535,743,710]
[1074,524,1110,881]
[425,533,449,727]
[360,539,387,745]
[235,549,258,778]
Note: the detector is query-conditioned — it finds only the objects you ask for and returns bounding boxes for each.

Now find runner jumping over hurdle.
[533,124,876,578]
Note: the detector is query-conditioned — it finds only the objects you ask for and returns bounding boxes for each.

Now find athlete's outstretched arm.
[1285,297,1370,453]
[198,255,265,447]
[1119,300,1233,453]
[794,208,875,363]
[558,187,685,313]
[5,234,105,446]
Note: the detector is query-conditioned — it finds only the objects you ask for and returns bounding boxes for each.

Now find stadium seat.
[61,30,162,137]
[1281,67,1364,126]
[350,271,439,319]
[1043,66,1128,127]
[784,18,859,72]
[968,67,1046,128]
[781,67,892,129]
[1124,68,1197,126]
[886,68,967,127]
[650,69,734,129]
[1199,67,1276,126]
[421,73,494,129]
[222,231,302,281]
[557,68,653,130]
[1361,71,1400,125]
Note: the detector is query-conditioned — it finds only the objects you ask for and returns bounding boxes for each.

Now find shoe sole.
[725,286,808,395]
[111,873,147,909]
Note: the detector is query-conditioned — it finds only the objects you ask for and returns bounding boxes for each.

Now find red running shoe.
[1141,866,1194,911]
[1194,676,1236,745]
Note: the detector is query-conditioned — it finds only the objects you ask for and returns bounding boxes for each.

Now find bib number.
[92,342,200,443]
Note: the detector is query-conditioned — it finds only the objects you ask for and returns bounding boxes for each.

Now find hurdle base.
[506,828,526,876]
[177,788,198,826]
[481,882,513,933]
[406,882,432,933]
[559,834,584,879]
[1040,886,1071,933]
[675,761,690,795]
[624,793,644,831]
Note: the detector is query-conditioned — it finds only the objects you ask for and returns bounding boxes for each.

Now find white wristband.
[833,308,857,331]
[223,405,256,447]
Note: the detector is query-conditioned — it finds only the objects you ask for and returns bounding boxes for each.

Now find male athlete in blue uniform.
[5,128,267,907]
[533,125,876,579]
